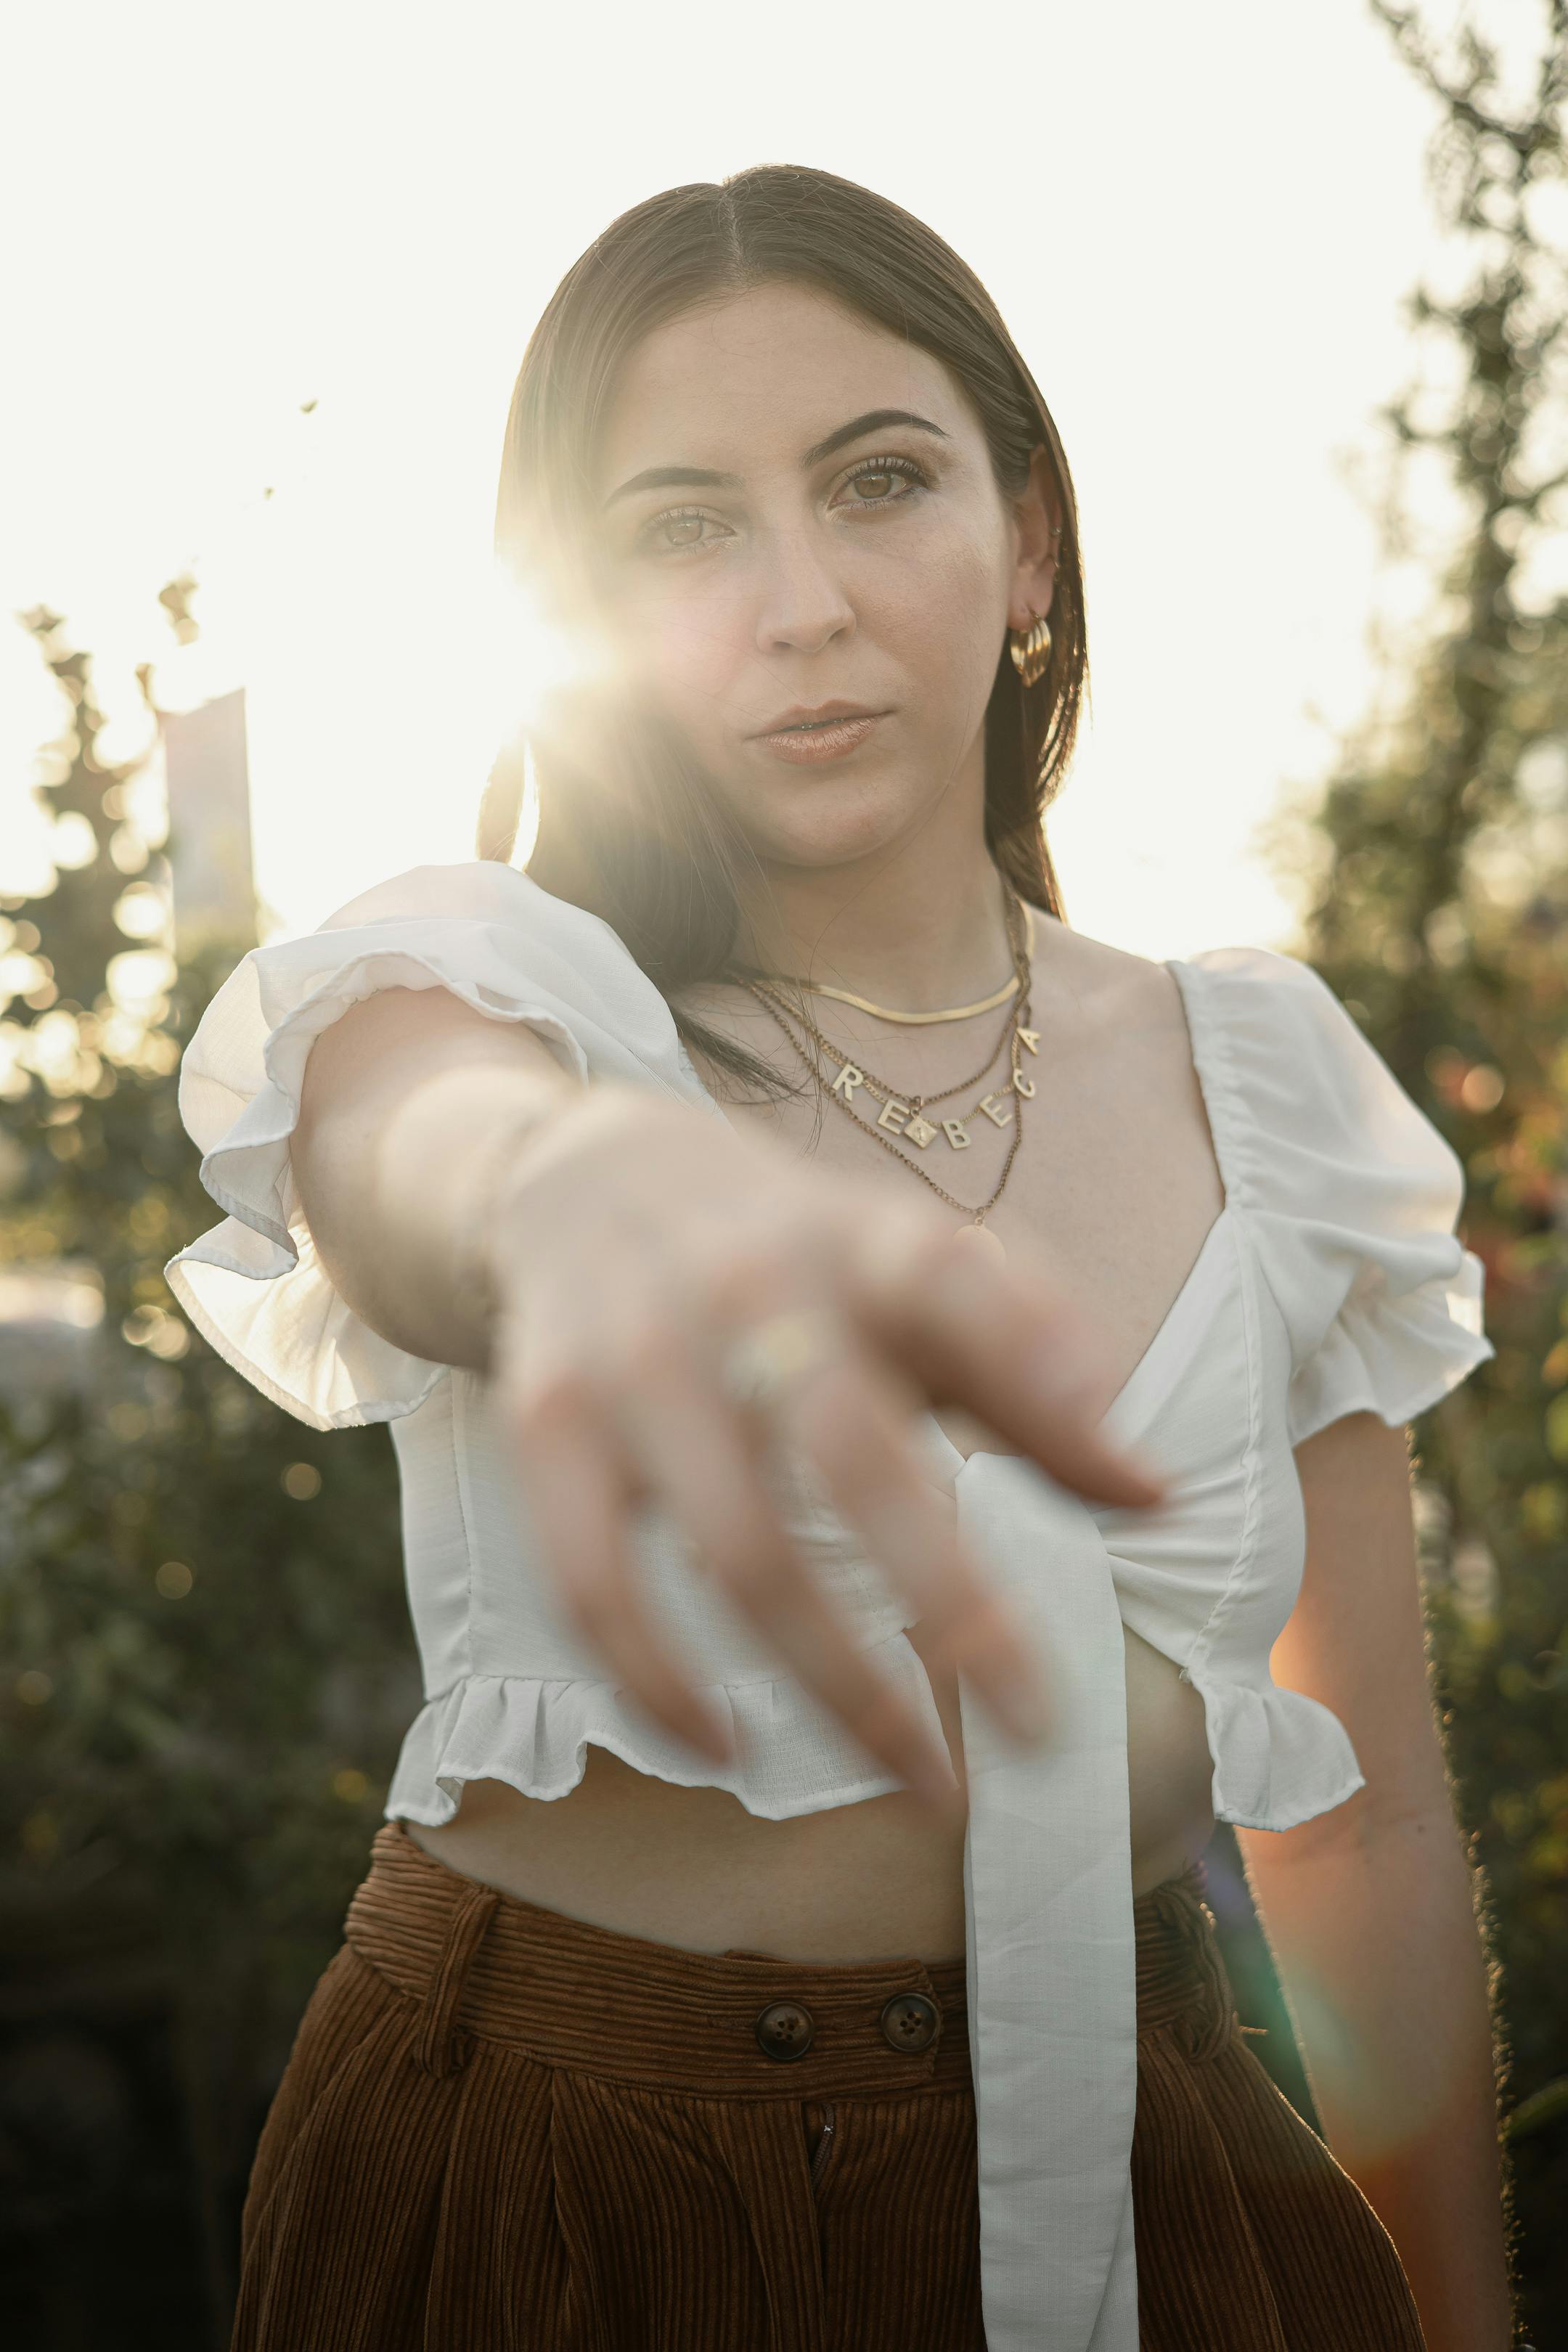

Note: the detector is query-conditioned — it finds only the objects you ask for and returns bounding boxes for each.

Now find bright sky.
[0,0,1454,960]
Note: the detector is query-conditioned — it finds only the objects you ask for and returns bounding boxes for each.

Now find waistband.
[346,1821,1233,2096]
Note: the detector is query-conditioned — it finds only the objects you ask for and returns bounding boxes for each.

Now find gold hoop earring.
[1008,611,1053,689]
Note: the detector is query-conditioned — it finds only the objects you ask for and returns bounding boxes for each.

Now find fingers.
[504,1326,965,1809]
[770,1331,1058,1752]
[490,1155,1165,1810]
[507,1366,738,1768]
[614,1339,961,1809]
[847,1206,1169,1511]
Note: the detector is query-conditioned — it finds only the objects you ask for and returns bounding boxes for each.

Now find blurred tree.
[1264,3,1568,2333]
[4,9,1566,2343]
[0,604,415,2347]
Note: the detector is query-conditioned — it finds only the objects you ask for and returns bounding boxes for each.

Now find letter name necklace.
[740,896,1038,1261]
[745,891,1040,1149]
[748,979,1040,1151]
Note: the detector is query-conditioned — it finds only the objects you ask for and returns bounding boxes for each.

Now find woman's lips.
[751,712,886,764]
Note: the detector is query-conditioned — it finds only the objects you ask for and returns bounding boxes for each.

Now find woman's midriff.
[402,1620,1217,1965]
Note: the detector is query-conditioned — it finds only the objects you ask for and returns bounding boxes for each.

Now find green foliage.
[0,609,415,2337]
[1271,6,1568,2332]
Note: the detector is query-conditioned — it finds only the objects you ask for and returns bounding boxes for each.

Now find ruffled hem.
[383,1643,957,1829]
[1286,1246,1494,1447]
[1192,1670,1365,1832]
[384,1662,1366,1844]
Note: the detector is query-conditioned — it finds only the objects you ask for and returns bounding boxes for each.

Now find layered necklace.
[742,893,1038,1264]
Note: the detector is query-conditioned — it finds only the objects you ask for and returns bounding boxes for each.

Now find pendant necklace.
[748,976,1029,1142]
[746,987,1029,1265]
[740,893,1037,1265]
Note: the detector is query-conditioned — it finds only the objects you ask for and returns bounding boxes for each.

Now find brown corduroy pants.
[231,1819,1425,2351]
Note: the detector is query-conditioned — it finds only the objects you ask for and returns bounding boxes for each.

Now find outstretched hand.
[489,1086,1166,1812]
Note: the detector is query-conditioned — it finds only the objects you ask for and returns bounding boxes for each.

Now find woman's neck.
[735,852,1018,1016]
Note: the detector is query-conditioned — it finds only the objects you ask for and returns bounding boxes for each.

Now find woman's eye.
[835,454,930,510]
[640,509,727,558]
[637,454,929,561]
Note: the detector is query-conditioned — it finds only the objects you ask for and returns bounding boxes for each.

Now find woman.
[166,166,1515,2351]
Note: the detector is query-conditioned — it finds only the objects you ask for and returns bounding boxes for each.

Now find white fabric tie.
[955,1450,1139,2352]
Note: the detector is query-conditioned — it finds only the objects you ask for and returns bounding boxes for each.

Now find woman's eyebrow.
[600,409,951,510]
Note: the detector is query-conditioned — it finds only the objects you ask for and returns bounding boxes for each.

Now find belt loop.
[413,1882,501,2078]
[1172,1881,1234,2063]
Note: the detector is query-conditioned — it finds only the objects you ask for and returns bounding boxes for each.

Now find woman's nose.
[750,526,857,656]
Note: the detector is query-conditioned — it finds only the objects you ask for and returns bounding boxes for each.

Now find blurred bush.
[0,614,417,2343]
[1260,8,1568,2335]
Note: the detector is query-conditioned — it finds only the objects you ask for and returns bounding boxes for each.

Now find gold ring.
[719,1306,845,1413]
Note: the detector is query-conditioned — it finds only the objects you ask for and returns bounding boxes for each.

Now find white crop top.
[165,859,1493,2352]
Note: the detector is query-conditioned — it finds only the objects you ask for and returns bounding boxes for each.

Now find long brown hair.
[483,163,1087,1091]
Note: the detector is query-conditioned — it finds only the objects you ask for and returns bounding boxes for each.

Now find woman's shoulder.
[1032,919,1415,1123]
[1029,914,1181,1021]
[316,857,628,958]
[1152,937,1465,1196]
[1162,940,1449,1164]
[1169,936,1355,1018]
[253,858,683,1045]
[184,858,715,1149]
[1056,920,1474,1257]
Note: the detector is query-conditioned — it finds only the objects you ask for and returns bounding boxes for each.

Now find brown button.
[755,2001,815,2062]
[881,1991,939,2054]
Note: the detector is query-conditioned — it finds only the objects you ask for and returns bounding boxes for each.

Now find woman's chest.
[695,981,1228,1445]
[408,1255,1312,1951]
[450,1225,1306,1689]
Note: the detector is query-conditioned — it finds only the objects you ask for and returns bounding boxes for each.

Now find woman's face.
[589,280,1058,875]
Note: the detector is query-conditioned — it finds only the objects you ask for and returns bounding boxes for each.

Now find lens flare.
[474,568,617,755]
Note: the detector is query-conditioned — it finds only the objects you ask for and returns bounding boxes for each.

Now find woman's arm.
[1236,1409,1515,2352]
[292,980,581,1373]
[290,980,1165,1802]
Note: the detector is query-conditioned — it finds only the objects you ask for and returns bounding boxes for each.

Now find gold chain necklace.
[748,901,1037,1025]
[747,984,1029,1251]
[745,891,1039,1151]
[749,977,1021,1127]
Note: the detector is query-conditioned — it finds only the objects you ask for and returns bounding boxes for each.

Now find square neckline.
[677,951,1236,1467]
[927,954,1235,1468]
[921,1201,1236,1478]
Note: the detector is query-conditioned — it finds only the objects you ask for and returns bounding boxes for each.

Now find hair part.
[483,163,1087,1097]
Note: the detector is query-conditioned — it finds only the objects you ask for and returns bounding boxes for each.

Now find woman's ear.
[1008,444,1061,629]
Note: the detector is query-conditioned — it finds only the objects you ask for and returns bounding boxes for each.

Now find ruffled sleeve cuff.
[1284,1233,1493,1449]
[164,860,714,1432]
[1184,945,1495,1450]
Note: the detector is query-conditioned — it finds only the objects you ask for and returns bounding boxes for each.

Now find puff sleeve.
[163,860,719,1431]
[1185,946,1494,1448]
